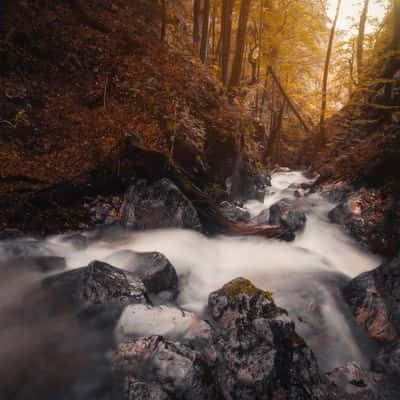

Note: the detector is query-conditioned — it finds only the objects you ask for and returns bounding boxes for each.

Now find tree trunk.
[319,0,341,146]
[230,0,252,88]
[221,0,234,86]
[269,67,311,133]
[193,0,202,54]
[161,0,167,41]
[356,0,369,79]
[255,0,264,113]
[393,0,400,52]
[200,0,211,62]
[211,0,217,55]
[266,99,286,159]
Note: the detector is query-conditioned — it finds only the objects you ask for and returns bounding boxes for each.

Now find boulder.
[134,252,178,300]
[43,260,149,308]
[328,188,400,255]
[323,182,352,204]
[121,178,201,231]
[343,256,400,343]
[218,201,251,223]
[372,341,400,379]
[113,336,218,400]
[105,250,178,301]
[241,174,270,202]
[372,342,400,378]
[208,278,340,400]
[326,362,385,400]
[269,198,307,233]
[342,270,397,343]
[119,378,170,400]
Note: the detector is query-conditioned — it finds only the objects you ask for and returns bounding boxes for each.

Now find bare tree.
[161,0,167,41]
[230,0,252,87]
[356,0,370,79]
[200,0,211,62]
[221,0,234,86]
[193,0,202,53]
[319,0,342,146]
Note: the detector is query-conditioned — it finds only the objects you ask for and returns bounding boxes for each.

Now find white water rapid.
[1,170,382,371]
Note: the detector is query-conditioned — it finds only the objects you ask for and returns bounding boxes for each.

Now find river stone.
[121,178,201,231]
[342,270,397,343]
[269,198,307,233]
[43,260,149,308]
[120,378,170,400]
[208,277,339,400]
[372,342,400,378]
[113,336,218,400]
[343,256,400,343]
[326,362,384,400]
[241,174,271,202]
[134,252,178,299]
[328,188,400,255]
[218,201,251,223]
[105,250,178,301]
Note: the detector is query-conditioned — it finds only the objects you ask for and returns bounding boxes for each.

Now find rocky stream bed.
[1,170,400,400]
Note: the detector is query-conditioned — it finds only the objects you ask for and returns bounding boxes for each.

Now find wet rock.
[372,342,400,378]
[241,174,270,202]
[342,270,397,343]
[115,304,216,362]
[0,228,25,240]
[120,378,170,400]
[343,256,400,343]
[105,250,178,301]
[326,362,384,400]
[113,336,218,400]
[328,188,400,255]
[133,252,178,300]
[0,239,53,260]
[43,260,149,308]
[121,178,201,231]
[269,198,307,233]
[218,201,251,223]
[323,182,352,203]
[208,277,338,400]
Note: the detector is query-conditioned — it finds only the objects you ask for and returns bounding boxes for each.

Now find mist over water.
[0,171,382,373]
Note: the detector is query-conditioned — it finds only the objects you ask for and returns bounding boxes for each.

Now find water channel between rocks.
[1,171,382,372]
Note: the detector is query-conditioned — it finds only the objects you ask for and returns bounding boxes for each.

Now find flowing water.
[0,170,382,372]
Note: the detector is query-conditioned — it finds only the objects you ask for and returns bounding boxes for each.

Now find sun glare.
[328,0,387,33]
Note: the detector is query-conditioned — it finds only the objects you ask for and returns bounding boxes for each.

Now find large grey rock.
[105,250,178,301]
[269,198,307,233]
[113,336,218,400]
[43,260,149,308]
[343,256,400,344]
[208,278,342,400]
[342,270,397,343]
[372,342,400,378]
[328,188,400,255]
[326,362,384,400]
[241,174,271,202]
[121,178,201,231]
[218,201,251,223]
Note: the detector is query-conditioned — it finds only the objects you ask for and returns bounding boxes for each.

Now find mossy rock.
[223,278,274,302]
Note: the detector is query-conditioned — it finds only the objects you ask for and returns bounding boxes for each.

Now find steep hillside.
[0,0,267,233]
